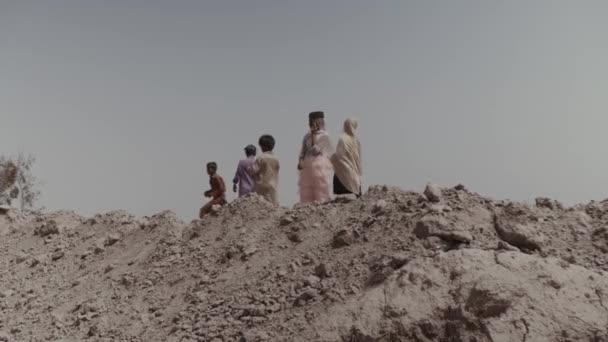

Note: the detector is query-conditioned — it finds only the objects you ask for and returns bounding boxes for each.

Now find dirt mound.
[313,249,608,341]
[2,187,608,341]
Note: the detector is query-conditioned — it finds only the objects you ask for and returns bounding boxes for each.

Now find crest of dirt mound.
[2,187,608,342]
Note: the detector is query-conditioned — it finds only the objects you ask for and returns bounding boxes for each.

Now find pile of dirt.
[2,185,608,341]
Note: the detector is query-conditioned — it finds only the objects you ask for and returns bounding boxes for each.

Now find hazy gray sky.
[2,1,608,219]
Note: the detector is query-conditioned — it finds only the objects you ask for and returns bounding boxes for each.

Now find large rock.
[414,216,472,244]
[424,183,443,203]
[309,250,608,342]
[494,215,544,251]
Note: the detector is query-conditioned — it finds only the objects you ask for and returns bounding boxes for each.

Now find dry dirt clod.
[34,220,59,237]
[0,290,14,299]
[287,232,303,243]
[294,289,318,306]
[414,216,472,244]
[332,229,358,248]
[314,263,332,278]
[51,251,65,261]
[104,233,121,247]
[303,275,321,287]
[30,255,44,268]
[372,200,389,215]
[14,252,28,264]
[497,241,520,252]
[280,216,294,226]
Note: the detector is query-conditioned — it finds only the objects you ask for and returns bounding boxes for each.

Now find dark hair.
[258,134,276,152]
[206,162,218,170]
[244,145,257,157]
[309,111,324,121]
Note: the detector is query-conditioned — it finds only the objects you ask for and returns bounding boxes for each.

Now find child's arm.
[232,162,241,192]
[233,163,240,185]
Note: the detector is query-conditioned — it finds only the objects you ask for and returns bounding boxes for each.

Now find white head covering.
[331,118,362,194]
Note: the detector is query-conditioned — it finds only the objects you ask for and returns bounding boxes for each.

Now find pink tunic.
[298,130,334,203]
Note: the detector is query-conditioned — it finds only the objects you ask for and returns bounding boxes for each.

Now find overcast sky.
[1,0,607,219]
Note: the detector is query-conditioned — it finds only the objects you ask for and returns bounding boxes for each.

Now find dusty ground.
[2,184,608,341]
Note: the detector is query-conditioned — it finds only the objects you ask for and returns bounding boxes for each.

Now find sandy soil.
[2,184,608,341]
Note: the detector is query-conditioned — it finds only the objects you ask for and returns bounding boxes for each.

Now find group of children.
[199,111,362,218]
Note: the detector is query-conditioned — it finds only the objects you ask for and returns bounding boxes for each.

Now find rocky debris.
[294,289,319,306]
[30,255,45,268]
[87,325,99,337]
[454,183,467,191]
[287,231,303,243]
[104,264,115,273]
[104,233,121,247]
[583,201,608,219]
[14,252,28,264]
[34,220,59,237]
[535,197,564,210]
[366,255,409,286]
[88,210,135,227]
[414,216,472,244]
[93,239,106,254]
[0,208,28,230]
[4,185,608,341]
[494,212,544,251]
[51,251,65,261]
[389,253,409,269]
[333,194,356,204]
[332,228,359,248]
[314,263,332,278]
[311,250,608,342]
[372,199,389,215]
[497,240,520,252]
[424,183,443,203]
[592,227,608,253]
[280,215,295,226]
[0,290,14,299]
[423,236,450,251]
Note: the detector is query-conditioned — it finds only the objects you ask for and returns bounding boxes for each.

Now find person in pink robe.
[297,111,334,203]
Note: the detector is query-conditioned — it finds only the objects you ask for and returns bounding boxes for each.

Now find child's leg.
[199,201,213,218]
[201,198,227,218]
